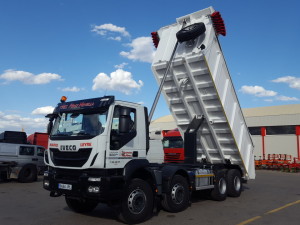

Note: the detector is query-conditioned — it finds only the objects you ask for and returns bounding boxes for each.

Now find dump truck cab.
[162,129,184,163]
[46,96,149,170]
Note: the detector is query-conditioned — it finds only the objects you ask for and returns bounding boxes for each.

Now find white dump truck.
[43,7,254,224]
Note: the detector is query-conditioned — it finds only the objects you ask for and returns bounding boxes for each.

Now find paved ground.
[1,170,300,225]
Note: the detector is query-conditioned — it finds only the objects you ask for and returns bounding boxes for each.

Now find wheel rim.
[127,189,146,214]
[171,183,184,204]
[219,178,226,195]
[234,176,241,192]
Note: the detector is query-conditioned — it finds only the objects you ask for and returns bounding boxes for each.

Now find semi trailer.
[27,132,49,149]
[43,7,255,224]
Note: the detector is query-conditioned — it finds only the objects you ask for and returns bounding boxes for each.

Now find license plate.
[58,183,72,190]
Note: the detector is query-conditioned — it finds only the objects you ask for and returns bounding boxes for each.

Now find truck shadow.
[62,185,251,222]
[63,203,118,221]
[191,185,250,203]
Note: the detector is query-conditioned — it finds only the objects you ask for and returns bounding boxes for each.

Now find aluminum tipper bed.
[151,7,255,180]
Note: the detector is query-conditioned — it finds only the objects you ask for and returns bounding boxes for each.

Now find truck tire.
[161,175,190,213]
[118,178,153,224]
[18,165,37,183]
[65,197,98,213]
[227,169,242,197]
[176,22,206,43]
[211,170,227,201]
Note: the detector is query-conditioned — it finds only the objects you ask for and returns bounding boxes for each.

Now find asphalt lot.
[1,170,300,225]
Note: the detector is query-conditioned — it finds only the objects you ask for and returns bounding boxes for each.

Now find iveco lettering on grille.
[60,145,76,151]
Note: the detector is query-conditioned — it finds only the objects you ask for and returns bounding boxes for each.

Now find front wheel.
[118,178,153,224]
[161,175,190,213]
[18,165,37,183]
[65,197,98,213]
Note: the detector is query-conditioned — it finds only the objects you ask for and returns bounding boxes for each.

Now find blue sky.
[0,0,300,134]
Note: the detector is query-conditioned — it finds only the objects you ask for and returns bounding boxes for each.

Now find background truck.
[0,142,46,182]
[43,7,255,224]
[162,129,184,163]
[27,132,49,149]
[0,131,27,144]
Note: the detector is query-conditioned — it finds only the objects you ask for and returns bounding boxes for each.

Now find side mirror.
[47,121,53,135]
[119,108,131,133]
[45,114,56,135]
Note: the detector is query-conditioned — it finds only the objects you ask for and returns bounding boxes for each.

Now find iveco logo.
[60,145,77,151]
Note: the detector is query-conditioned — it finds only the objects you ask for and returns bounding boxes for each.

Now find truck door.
[19,146,36,164]
[36,147,45,166]
[107,105,140,168]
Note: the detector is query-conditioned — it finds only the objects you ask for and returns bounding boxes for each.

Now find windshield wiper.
[76,131,91,136]
[53,132,70,136]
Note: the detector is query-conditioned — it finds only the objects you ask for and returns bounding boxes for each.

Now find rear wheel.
[227,169,242,197]
[118,178,153,224]
[211,170,227,201]
[65,197,98,213]
[18,165,37,183]
[161,175,190,212]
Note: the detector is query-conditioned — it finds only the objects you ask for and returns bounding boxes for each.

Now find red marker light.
[211,11,226,36]
[151,31,160,48]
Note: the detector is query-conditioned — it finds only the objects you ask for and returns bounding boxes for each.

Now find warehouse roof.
[151,104,300,128]
[243,104,300,117]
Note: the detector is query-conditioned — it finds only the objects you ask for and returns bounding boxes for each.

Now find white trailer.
[43,7,255,224]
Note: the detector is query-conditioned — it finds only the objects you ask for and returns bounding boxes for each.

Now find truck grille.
[165,153,181,161]
[49,148,92,167]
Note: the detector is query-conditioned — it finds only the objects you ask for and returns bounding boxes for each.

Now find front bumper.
[43,168,124,202]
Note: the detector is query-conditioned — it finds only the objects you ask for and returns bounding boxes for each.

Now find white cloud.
[240,85,299,102]
[114,62,128,69]
[60,86,83,92]
[239,85,277,97]
[92,69,143,95]
[0,111,48,134]
[31,106,54,115]
[108,36,122,41]
[120,37,156,63]
[0,69,63,85]
[272,76,300,90]
[264,99,274,102]
[275,95,299,101]
[92,23,130,41]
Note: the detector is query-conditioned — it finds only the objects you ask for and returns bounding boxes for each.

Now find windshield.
[162,137,183,148]
[51,111,108,137]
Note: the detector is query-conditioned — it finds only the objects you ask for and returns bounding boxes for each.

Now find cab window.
[110,106,136,150]
[37,147,45,157]
[19,146,34,156]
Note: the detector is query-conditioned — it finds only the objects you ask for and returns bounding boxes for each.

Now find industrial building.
[150,104,300,160]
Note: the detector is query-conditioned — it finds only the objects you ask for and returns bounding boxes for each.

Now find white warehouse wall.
[250,135,298,159]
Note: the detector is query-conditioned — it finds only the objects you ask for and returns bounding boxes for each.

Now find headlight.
[88,186,100,193]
